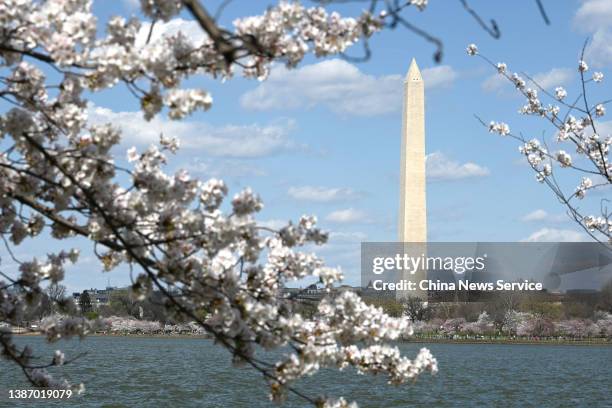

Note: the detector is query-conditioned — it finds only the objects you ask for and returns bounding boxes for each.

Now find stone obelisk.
[398,58,427,300]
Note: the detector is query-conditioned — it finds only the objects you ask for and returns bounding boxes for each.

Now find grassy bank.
[11,332,611,345]
[9,331,211,339]
[405,336,612,346]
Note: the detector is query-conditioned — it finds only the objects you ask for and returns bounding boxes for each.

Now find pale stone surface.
[399,58,427,243]
[398,59,427,300]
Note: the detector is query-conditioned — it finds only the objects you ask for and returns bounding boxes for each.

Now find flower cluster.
[575,177,593,199]
[488,121,510,136]
[593,72,604,83]
[470,44,611,242]
[234,2,383,76]
[268,292,437,401]
[556,150,572,167]
[584,216,612,235]
[555,87,567,101]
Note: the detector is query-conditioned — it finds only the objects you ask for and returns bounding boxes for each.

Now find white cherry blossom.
[593,72,604,83]
[554,87,567,101]
[472,44,611,242]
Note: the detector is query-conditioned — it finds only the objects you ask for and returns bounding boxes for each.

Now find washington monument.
[398,58,427,300]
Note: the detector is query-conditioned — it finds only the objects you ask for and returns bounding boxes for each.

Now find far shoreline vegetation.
[4,280,612,345]
[10,331,612,346]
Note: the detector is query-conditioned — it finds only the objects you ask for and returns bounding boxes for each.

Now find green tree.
[364,298,404,318]
[79,291,93,314]
[598,279,612,313]
[402,296,431,321]
[108,290,140,317]
[84,311,99,320]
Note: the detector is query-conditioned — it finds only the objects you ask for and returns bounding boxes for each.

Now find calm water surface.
[0,337,610,407]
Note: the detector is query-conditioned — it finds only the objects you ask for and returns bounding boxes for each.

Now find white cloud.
[481,74,506,93]
[521,228,589,242]
[531,68,574,90]
[88,105,300,158]
[123,0,140,10]
[135,18,206,47]
[328,231,368,243]
[241,60,399,116]
[520,209,568,223]
[574,0,612,31]
[426,152,490,181]
[482,68,572,93]
[593,120,612,135]
[182,158,267,178]
[259,219,289,230]
[287,186,361,202]
[325,208,368,224]
[574,0,612,67]
[585,29,612,68]
[240,59,457,116]
[422,65,458,88]
[521,209,548,222]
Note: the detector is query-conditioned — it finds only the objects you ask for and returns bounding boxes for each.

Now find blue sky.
[4,0,612,291]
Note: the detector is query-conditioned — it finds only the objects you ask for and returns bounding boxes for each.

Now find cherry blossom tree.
[461,311,494,336]
[440,317,466,335]
[0,1,447,406]
[468,43,611,243]
[105,315,162,334]
[555,318,599,338]
[516,314,555,337]
[502,310,530,335]
[402,295,431,321]
[594,312,612,337]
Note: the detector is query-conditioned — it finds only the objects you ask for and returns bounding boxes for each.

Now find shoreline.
[11,332,611,345]
[11,332,211,339]
[405,337,612,346]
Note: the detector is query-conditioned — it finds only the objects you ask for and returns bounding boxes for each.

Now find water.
[0,337,610,407]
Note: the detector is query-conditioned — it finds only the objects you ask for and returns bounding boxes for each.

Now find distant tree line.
[14,278,612,341]
[359,279,612,339]
[14,285,205,326]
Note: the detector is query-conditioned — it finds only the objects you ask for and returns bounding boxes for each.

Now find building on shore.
[72,286,119,311]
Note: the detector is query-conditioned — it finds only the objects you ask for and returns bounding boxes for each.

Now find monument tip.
[406,58,422,82]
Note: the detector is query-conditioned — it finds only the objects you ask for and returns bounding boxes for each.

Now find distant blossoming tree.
[502,310,530,335]
[440,317,466,335]
[554,318,599,338]
[461,311,494,335]
[468,43,611,243]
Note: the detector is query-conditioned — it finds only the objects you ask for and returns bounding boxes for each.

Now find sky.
[3,0,612,292]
